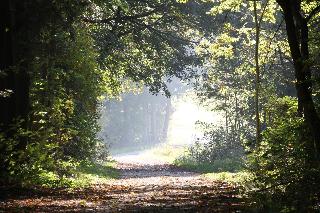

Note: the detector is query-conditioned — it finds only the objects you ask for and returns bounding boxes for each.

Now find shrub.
[247,97,320,212]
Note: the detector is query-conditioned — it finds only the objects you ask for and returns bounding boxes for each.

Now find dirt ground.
[0,161,246,212]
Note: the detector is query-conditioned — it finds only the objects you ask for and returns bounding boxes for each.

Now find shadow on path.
[0,162,247,212]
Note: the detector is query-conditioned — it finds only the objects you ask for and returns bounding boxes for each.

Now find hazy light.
[166,90,223,146]
[113,90,224,164]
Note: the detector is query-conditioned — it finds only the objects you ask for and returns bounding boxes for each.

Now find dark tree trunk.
[253,0,261,144]
[276,0,320,160]
[0,0,15,128]
[0,1,31,129]
[0,0,31,175]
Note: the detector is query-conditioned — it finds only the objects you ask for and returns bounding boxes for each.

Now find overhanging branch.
[306,4,320,22]
[82,6,166,24]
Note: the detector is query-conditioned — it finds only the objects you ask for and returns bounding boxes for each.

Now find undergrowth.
[20,160,119,189]
[174,153,245,173]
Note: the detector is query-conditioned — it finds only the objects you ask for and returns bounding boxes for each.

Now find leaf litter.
[0,162,246,212]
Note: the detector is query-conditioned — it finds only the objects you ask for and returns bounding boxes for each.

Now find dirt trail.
[105,162,245,212]
[0,158,245,212]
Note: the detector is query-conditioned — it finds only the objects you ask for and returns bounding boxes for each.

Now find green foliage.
[88,0,211,96]
[0,25,111,186]
[193,1,320,210]
[1,0,211,188]
[78,161,119,181]
[173,112,245,174]
[30,26,105,161]
[1,4,320,213]
[0,120,56,184]
[174,127,245,173]
[204,171,252,186]
[28,160,119,189]
[194,0,295,154]
[175,157,244,173]
[247,97,320,212]
[1,2,112,186]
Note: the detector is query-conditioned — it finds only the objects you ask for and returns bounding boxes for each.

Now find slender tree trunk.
[224,91,228,135]
[150,104,156,144]
[162,98,171,142]
[234,92,240,142]
[253,0,261,144]
[276,0,320,160]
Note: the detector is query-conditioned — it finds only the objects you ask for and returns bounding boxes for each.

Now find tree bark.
[253,0,261,144]
[276,0,320,160]
[0,0,31,176]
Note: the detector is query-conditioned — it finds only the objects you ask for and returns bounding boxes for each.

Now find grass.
[204,171,251,185]
[172,150,252,188]
[150,144,186,163]
[174,156,245,173]
[34,160,119,189]
[74,160,119,186]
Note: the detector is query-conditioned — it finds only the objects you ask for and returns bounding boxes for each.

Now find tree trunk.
[253,0,261,144]
[276,0,320,160]
[0,0,31,176]
[162,98,172,142]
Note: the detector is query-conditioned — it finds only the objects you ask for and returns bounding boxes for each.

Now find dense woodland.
[1,0,320,211]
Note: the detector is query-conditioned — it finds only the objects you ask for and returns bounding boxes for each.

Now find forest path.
[0,154,245,212]
[105,161,245,212]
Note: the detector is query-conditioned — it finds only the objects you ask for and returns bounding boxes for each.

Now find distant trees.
[100,89,172,150]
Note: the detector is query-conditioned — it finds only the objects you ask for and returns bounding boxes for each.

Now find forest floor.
[0,152,247,212]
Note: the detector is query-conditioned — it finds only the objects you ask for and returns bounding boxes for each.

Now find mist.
[98,80,223,161]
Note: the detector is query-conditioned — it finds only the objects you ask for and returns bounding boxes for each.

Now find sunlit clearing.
[166,90,223,146]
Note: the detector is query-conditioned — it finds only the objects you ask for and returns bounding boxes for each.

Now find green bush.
[175,156,245,173]
[0,27,111,187]
[247,97,320,212]
[174,127,245,173]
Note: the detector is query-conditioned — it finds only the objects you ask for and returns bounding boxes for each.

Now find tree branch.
[306,4,320,22]
[82,3,170,25]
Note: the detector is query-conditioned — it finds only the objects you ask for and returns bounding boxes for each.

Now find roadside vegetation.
[1,0,320,212]
[12,160,119,189]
